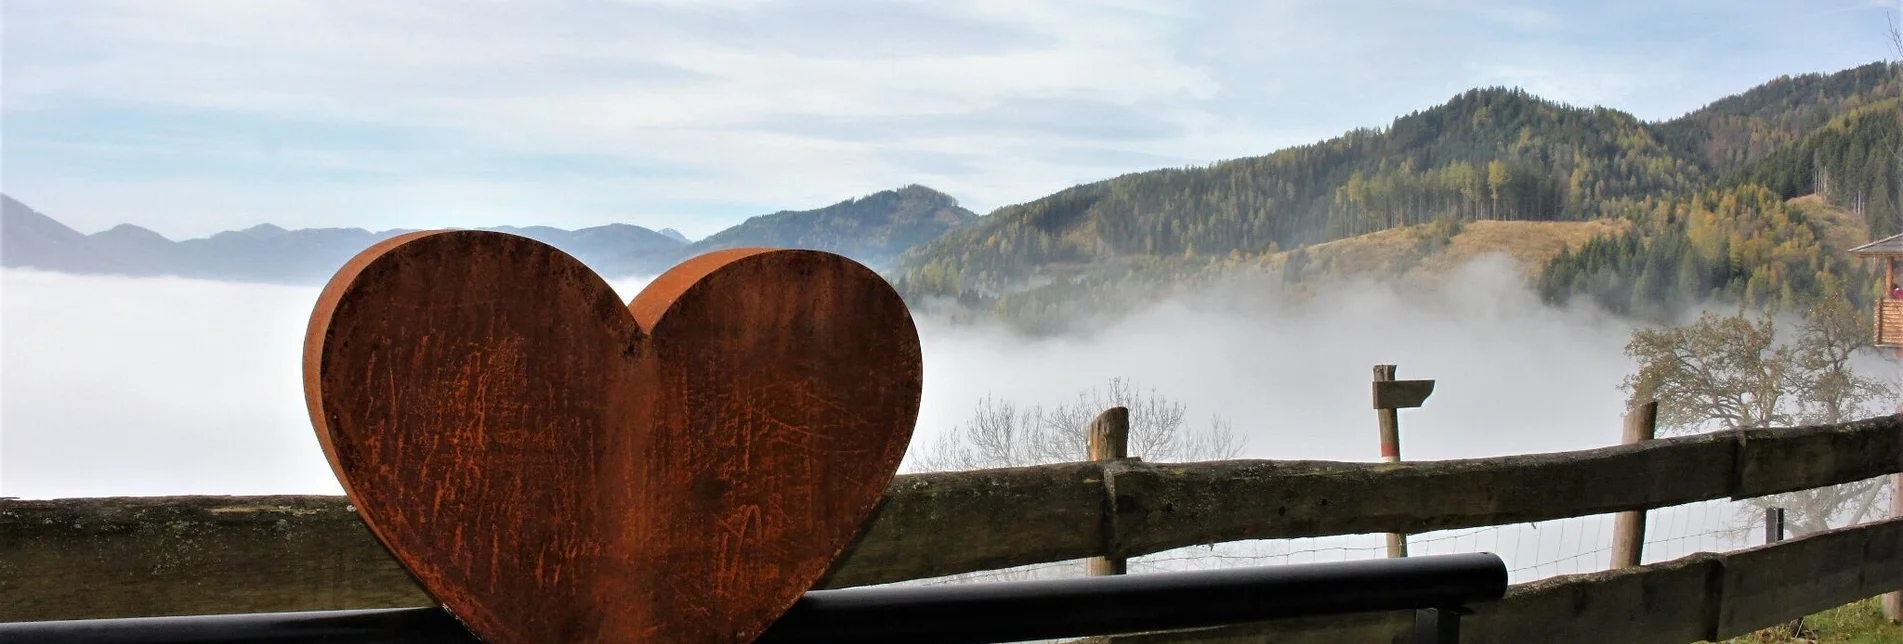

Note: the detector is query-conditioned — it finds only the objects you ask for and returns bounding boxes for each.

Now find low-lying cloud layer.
[912,256,1641,466]
[0,256,1641,499]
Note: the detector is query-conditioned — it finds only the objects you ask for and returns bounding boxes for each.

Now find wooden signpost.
[1373,364,1436,558]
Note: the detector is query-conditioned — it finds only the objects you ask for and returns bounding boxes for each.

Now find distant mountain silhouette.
[1,196,99,274]
[0,186,978,284]
[684,184,978,268]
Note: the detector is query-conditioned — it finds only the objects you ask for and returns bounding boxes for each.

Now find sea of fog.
[8,256,1741,583]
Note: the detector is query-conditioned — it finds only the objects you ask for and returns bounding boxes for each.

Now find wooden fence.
[3,414,1901,643]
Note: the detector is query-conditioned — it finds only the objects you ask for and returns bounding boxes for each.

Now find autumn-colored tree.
[1487,159,1509,219]
[1622,279,1895,537]
[1539,184,1873,321]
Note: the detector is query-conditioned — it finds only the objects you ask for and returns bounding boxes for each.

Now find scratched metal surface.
[303,231,922,644]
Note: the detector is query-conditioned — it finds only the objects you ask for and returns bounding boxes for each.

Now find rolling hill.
[682,185,978,268]
[892,61,1902,330]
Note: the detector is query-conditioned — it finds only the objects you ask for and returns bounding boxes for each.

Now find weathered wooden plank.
[0,496,431,622]
[1098,520,1903,644]
[817,462,1107,589]
[1714,516,1903,639]
[1372,379,1435,410]
[1735,417,1903,499]
[1463,554,1723,644]
[0,466,1111,621]
[1109,432,1738,557]
[7,418,1903,622]
[1091,555,1725,644]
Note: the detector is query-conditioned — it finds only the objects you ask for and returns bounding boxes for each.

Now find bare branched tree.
[906,377,1245,584]
[1623,278,1895,537]
[915,376,1246,472]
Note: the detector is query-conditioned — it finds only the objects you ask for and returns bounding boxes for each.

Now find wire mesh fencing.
[882,493,1879,589]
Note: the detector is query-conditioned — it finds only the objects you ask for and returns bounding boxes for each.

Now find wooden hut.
[1849,232,1903,348]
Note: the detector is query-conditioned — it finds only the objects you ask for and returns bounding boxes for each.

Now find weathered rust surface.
[303,232,921,644]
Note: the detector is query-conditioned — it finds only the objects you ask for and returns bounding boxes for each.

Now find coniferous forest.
[889,62,1903,331]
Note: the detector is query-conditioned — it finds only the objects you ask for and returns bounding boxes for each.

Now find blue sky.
[3,0,1899,240]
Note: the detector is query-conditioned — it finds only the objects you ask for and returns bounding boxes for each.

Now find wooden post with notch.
[1846,236,1903,622]
[1087,407,1130,576]
[1372,365,1434,559]
[1888,394,1903,623]
[1888,467,1902,623]
[1610,400,1658,569]
[1887,348,1903,624]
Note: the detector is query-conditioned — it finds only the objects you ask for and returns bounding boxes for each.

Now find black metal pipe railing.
[0,552,1507,644]
[758,552,1504,644]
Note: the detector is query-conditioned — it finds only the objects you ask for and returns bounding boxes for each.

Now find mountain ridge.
[10,61,1898,327]
[1,185,977,284]
[890,60,1901,330]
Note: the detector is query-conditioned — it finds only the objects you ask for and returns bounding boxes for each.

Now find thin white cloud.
[3,0,1896,236]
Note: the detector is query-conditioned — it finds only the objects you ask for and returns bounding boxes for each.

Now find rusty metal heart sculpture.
[303,231,921,644]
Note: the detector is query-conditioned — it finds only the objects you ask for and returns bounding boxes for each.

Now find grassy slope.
[1714,596,1902,643]
[1251,193,1862,289]
[1253,218,1632,284]
[1788,193,1875,252]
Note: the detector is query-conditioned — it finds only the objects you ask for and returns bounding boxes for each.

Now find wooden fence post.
[1762,507,1808,637]
[1888,471,1902,623]
[1888,397,1903,624]
[1610,400,1658,569]
[1087,407,1130,576]
[1374,365,1407,559]
[1370,365,1434,559]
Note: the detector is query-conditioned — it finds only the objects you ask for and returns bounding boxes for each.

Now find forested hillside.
[893,62,1902,330]
[1536,188,1875,319]
[1540,97,1900,320]
[1728,100,1903,237]
[688,184,977,269]
[1657,62,1897,175]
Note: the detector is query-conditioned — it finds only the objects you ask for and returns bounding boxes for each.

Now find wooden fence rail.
[1083,516,1903,644]
[3,415,1901,623]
